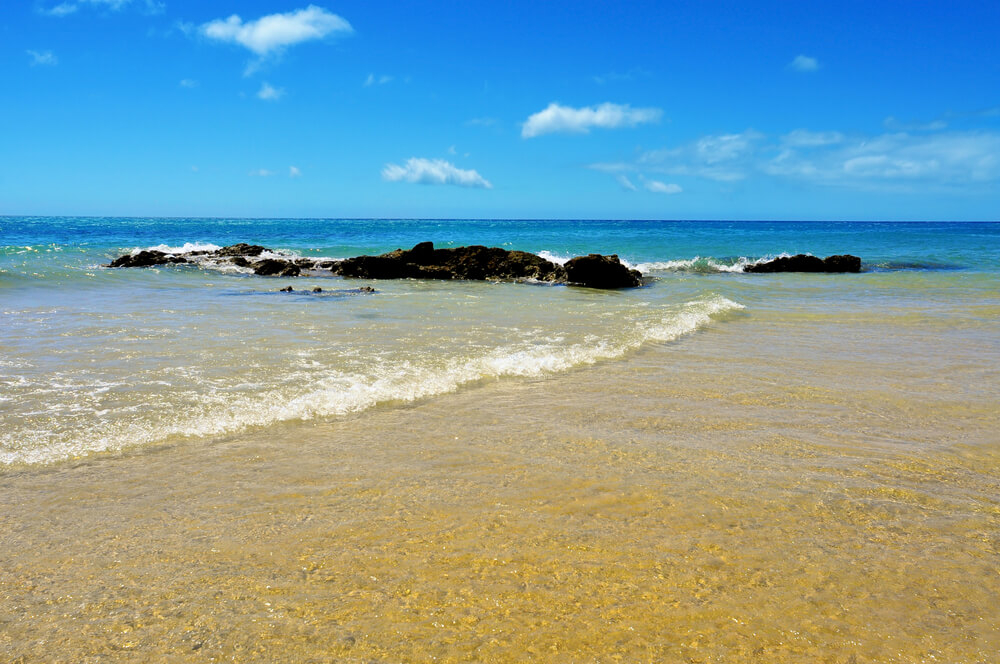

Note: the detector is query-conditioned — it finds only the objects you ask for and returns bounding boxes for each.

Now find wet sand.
[2,313,998,663]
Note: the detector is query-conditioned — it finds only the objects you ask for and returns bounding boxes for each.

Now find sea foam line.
[0,296,744,466]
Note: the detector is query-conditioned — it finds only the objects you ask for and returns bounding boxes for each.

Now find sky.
[2,0,999,220]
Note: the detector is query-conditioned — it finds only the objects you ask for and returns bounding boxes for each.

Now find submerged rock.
[744,253,862,273]
[330,242,640,289]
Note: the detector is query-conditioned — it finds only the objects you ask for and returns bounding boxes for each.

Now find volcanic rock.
[107,251,188,268]
[254,259,300,277]
[217,243,268,257]
[563,254,642,288]
[744,253,862,273]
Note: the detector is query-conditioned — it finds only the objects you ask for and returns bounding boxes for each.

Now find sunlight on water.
[2,305,998,663]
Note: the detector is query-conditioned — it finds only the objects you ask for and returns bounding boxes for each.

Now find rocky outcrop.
[107,250,189,268]
[564,254,642,288]
[744,254,862,273]
[253,259,300,277]
[329,242,641,288]
[106,244,305,275]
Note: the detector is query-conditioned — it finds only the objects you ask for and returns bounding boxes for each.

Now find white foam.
[635,253,801,274]
[134,242,222,255]
[536,250,572,265]
[0,296,745,466]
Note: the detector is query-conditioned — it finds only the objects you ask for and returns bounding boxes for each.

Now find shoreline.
[4,313,998,662]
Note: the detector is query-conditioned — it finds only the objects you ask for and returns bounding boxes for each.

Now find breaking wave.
[0,296,744,466]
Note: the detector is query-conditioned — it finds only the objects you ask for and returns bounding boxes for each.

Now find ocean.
[2,217,999,661]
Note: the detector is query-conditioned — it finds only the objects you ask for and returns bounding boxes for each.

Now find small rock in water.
[312,286,323,293]
[357,286,376,293]
[279,286,293,292]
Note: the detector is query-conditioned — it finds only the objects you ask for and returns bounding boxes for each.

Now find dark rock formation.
[744,253,862,273]
[564,254,642,288]
[330,242,639,288]
[331,242,568,283]
[253,259,300,277]
[106,243,303,276]
[107,250,188,268]
[217,243,268,257]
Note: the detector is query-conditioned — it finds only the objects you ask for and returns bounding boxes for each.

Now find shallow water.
[1,218,999,661]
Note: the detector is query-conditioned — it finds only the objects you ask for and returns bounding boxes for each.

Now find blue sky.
[3,0,999,220]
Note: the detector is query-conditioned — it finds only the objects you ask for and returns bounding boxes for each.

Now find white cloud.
[45,3,78,16]
[289,166,302,177]
[179,78,198,88]
[521,102,662,138]
[616,175,637,191]
[590,123,1000,192]
[789,55,820,72]
[364,73,393,87]
[257,82,285,100]
[644,180,682,194]
[382,158,492,189]
[632,130,764,181]
[249,169,277,177]
[766,131,1000,186]
[200,5,352,57]
[27,50,58,66]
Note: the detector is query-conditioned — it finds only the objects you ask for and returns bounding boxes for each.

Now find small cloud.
[644,179,682,194]
[249,169,276,177]
[27,50,58,66]
[781,129,845,147]
[382,158,492,189]
[179,78,198,88]
[42,0,164,16]
[44,2,78,16]
[257,82,284,100]
[200,6,353,60]
[522,102,662,138]
[289,166,301,177]
[789,55,820,72]
[616,175,637,191]
[364,73,393,87]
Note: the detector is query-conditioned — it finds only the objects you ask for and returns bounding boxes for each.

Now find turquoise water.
[3,217,1000,662]
[1,217,998,466]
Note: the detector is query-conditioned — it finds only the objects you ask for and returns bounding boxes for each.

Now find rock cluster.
[330,242,642,288]
[105,242,863,286]
[106,242,642,288]
[744,254,862,273]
